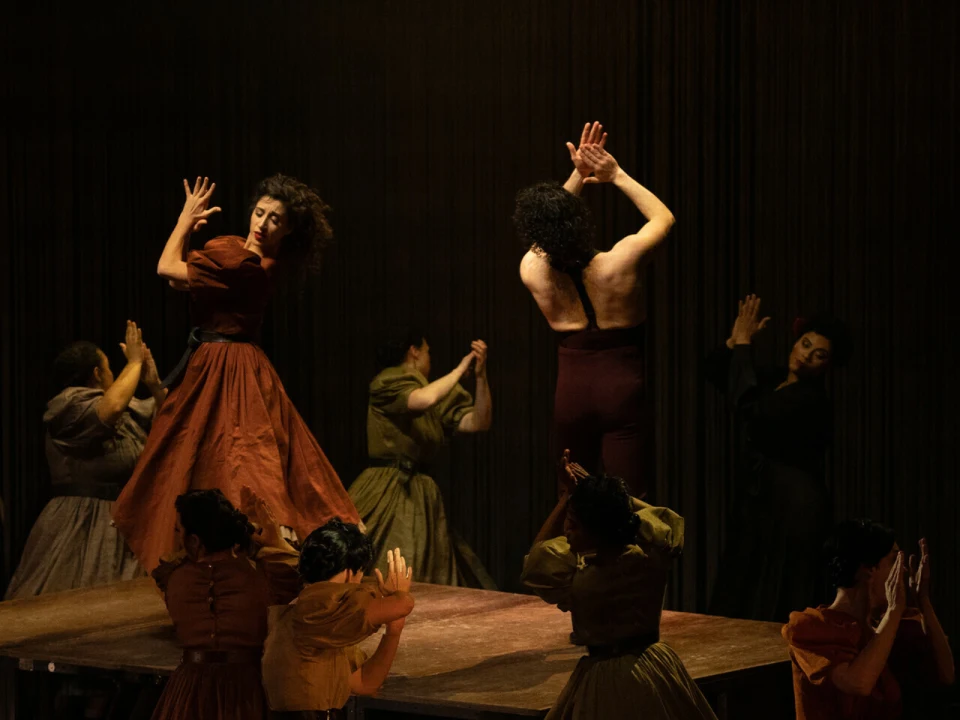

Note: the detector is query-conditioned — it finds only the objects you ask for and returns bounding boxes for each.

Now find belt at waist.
[182,648,262,665]
[269,709,346,720]
[161,327,254,389]
[586,632,660,659]
[50,482,122,501]
[559,324,644,351]
[367,457,431,476]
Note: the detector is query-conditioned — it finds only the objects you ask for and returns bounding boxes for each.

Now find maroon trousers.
[554,326,650,497]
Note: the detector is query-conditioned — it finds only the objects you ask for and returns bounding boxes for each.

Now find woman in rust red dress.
[151,487,300,720]
[114,175,359,572]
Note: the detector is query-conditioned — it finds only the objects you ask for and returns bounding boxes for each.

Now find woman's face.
[789,331,832,377]
[248,196,291,254]
[93,350,114,390]
[866,543,900,610]
[563,507,592,554]
[410,339,431,379]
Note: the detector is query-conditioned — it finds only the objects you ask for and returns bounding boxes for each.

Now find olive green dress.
[348,366,494,588]
[521,502,717,720]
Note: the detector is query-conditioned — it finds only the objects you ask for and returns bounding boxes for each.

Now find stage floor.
[0,578,792,719]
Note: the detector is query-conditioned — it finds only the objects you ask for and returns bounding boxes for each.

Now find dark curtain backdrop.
[2,1,957,632]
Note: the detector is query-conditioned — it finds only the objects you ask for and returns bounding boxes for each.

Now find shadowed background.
[2,0,956,632]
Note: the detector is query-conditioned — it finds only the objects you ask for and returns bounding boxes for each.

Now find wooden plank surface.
[0,579,789,714]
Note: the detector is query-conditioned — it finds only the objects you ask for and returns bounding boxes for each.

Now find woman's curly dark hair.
[51,341,102,391]
[569,473,641,548]
[823,519,895,589]
[249,173,333,281]
[299,517,374,583]
[175,489,256,555]
[375,328,426,373]
[794,312,853,368]
[513,182,597,271]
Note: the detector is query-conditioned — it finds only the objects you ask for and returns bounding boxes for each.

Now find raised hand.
[457,350,477,376]
[908,538,932,606]
[141,343,161,388]
[885,551,907,615]
[178,176,222,233]
[471,340,488,378]
[375,548,414,595]
[728,294,771,346]
[566,122,609,180]
[119,320,145,364]
[579,144,620,184]
[239,485,285,549]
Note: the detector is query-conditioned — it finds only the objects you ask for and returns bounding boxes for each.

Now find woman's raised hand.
[119,320,145,364]
[178,176,222,233]
[580,143,620,184]
[885,551,907,616]
[728,294,771,347]
[375,548,414,595]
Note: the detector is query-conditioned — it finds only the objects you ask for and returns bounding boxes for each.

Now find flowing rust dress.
[114,236,359,572]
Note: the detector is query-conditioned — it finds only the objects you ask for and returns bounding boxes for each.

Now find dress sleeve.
[254,541,302,606]
[729,346,831,432]
[151,552,189,598]
[782,609,860,685]
[636,503,685,558]
[186,236,263,292]
[369,371,425,416]
[47,389,115,450]
[438,384,474,435]
[293,585,382,652]
[520,537,577,611]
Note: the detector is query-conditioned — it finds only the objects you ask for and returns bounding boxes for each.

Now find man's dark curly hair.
[513,182,597,271]
[299,518,374,584]
[248,173,333,281]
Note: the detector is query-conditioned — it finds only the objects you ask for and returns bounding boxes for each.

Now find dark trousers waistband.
[559,324,644,351]
[182,649,262,664]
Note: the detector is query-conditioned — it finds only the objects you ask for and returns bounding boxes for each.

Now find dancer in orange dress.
[114,175,358,572]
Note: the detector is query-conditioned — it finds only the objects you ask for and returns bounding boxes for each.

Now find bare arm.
[457,341,491,433]
[562,169,584,196]
[580,144,674,267]
[832,553,907,696]
[407,352,475,412]
[349,618,405,696]
[158,177,221,288]
[97,321,144,425]
[919,599,955,685]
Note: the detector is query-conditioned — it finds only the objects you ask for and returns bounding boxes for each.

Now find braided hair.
[299,518,374,583]
[174,489,255,555]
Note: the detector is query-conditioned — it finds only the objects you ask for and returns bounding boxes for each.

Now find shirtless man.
[515,123,675,497]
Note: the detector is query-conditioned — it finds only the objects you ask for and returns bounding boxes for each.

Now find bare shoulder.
[519,250,548,286]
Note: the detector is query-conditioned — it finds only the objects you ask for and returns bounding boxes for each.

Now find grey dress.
[4,387,151,599]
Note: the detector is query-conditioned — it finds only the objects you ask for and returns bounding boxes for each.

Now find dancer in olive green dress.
[522,454,716,719]
[349,330,495,588]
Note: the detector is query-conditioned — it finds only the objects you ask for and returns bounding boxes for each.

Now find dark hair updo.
[299,518,374,584]
[174,489,255,555]
[249,173,333,279]
[375,328,426,373]
[51,341,103,391]
[513,182,597,271]
[569,473,641,548]
[823,519,896,589]
[794,312,852,368]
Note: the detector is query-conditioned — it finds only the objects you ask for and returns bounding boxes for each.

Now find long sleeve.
[704,344,733,392]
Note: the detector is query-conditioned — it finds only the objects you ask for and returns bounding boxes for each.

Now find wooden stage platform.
[0,578,794,719]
